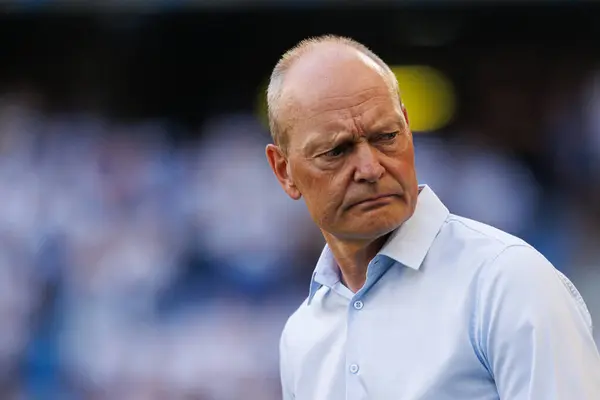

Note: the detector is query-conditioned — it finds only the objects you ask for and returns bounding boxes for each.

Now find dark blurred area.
[0,2,599,399]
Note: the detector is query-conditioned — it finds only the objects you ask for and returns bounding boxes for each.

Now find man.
[265,35,600,400]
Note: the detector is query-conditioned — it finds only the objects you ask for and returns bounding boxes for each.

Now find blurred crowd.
[0,93,323,399]
[0,68,600,399]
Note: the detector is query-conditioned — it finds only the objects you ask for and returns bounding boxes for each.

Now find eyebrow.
[369,115,405,132]
[300,113,405,156]
[302,131,354,157]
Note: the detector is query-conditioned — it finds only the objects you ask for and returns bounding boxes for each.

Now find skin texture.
[266,43,419,292]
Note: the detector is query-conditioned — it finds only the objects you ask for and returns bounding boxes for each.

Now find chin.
[340,211,407,241]
[363,219,403,239]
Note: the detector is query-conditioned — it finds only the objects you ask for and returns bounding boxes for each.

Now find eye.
[323,143,350,158]
[376,131,399,142]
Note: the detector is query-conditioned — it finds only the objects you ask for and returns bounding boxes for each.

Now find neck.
[322,232,391,293]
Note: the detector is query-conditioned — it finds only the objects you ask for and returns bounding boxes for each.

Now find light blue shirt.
[280,185,600,400]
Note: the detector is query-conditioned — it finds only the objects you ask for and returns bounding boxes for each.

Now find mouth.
[349,194,399,209]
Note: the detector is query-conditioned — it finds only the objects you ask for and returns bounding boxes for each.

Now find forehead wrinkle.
[309,89,386,112]
[283,68,391,103]
[284,94,403,155]
[283,89,390,125]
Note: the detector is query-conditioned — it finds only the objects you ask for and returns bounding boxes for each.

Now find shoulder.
[433,217,595,355]
[433,214,533,274]
[442,214,529,249]
[433,215,591,330]
[444,215,584,303]
[473,241,593,334]
[280,297,312,348]
[279,286,342,357]
[279,295,321,377]
[425,213,529,279]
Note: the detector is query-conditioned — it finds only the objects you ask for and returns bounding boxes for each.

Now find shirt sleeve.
[475,244,600,399]
[280,328,295,400]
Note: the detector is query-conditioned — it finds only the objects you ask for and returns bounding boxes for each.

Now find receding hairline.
[266,35,400,150]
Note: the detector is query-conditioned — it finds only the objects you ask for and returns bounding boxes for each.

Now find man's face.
[267,51,419,241]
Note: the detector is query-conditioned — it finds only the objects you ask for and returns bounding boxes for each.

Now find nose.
[352,143,384,183]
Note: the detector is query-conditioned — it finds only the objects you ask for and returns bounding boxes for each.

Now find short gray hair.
[266,35,399,151]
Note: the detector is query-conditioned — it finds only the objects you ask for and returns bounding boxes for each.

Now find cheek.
[301,174,346,221]
[385,159,414,183]
[310,175,343,208]
[294,162,338,197]
[388,147,416,179]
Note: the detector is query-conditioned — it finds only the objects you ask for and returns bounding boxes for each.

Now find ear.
[266,144,302,200]
[401,103,410,127]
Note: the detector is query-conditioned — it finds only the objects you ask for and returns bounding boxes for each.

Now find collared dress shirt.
[280,185,600,400]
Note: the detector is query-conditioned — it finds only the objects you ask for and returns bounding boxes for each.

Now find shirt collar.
[308,185,449,304]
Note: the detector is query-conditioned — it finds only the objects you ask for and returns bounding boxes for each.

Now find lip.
[351,194,398,208]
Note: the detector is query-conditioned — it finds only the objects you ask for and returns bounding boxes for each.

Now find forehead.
[294,88,400,133]
[279,51,402,146]
[283,80,403,151]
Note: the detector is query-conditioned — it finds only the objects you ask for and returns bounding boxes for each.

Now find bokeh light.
[391,65,457,132]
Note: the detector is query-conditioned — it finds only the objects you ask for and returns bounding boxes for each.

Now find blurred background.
[0,1,600,399]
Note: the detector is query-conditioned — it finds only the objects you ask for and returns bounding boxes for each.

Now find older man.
[265,35,600,400]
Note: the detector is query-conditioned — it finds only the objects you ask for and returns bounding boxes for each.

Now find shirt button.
[349,364,360,374]
[353,300,364,310]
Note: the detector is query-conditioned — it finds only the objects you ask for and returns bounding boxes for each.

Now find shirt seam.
[553,269,594,333]
[447,217,520,248]
[470,243,532,378]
